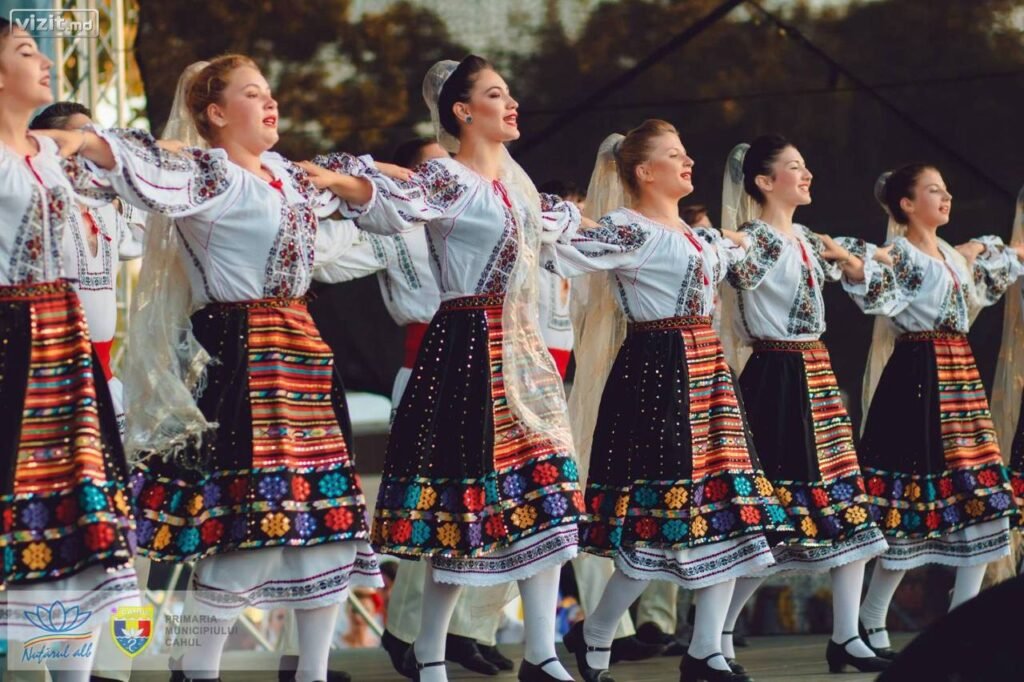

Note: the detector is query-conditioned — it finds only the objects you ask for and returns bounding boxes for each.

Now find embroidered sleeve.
[802,229,842,283]
[312,218,388,284]
[725,221,784,290]
[695,226,745,284]
[115,208,144,261]
[538,193,582,241]
[542,212,651,279]
[967,235,1024,307]
[87,128,231,218]
[313,155,467,235]
[61,154,118,206]
[281,156,341,218]
[839,237,913,316]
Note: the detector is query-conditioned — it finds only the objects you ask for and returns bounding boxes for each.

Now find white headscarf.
[122,61,217,468]
[717,142,758,374]
[991,185,1024,459]
[423,58,573,454]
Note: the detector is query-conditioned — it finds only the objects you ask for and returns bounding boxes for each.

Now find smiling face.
[205,65,278,152]
[453,68,519,143]
[0,28,54,111]
[903,167,952,228]
[756,145,812,207]
[635,132,695,202]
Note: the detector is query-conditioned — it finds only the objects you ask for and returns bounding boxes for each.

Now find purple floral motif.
[820,515,842,537]
[502,474,525,497]
[202,482,222,508]
[692,484,705,507]
[129,472,145,499]
[868,505,883,523]
[295,513,317,538]
[955,470,977,492]
[711,510,736,532]
[467,522,483,547]
[988,492,1011,510]
[792,489,810,507]
[136,518,155,545]
[830,482,855,502]
[942,506,960,524]
[543,495,568,517]
[258,476,288,502]
[890,479,904,500]
[20,502,49,530]
[440,486,458,511]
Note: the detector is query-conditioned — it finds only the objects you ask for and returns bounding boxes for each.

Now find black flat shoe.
[479,643,515,671]
[381,629,416,679]
[636,622,687,657]
[611,633,665,662]
[721,631,747,674]
[563,620,615,682]
[679,652,752,682]
[168,655,184,682]
[519,656,570,681]
[446,633,499,675]
[858,620,897,660]
[826,636,890,673]
[278,654,352,682]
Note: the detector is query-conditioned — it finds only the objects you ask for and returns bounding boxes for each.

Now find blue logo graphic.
[23,601,93,634]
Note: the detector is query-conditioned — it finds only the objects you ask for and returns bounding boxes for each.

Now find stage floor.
[8,634,908,681]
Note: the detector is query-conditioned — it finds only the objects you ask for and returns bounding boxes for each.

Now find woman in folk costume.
[0,19,139,681]
[38,56,399,682]
[547,121,791,682]
[992,186,1024,529]
[841,164,1024,659]
[300,56,587,682]
[715,136,890,674]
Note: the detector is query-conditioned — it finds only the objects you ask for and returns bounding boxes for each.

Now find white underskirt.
[430,525,578,587]
[750,527,890,577]
[878,517,1010,570]
[611,533,775,589]
[188,540,382,618]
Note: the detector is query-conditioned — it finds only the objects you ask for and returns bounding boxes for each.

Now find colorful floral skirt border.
[580,318,789,557]
[737,341,887,571]
[1008,383,1024,526]
[372,296,583,575]
[134,299,372,562]
[859,334,1016,559]
[0,282,135,585]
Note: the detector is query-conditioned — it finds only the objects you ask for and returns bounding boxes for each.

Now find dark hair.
[538,179,581,200]
[0,17,15,46]
[681,204,708,226]
[29,101,92,130]
[615,119,680,197]
[392,138,436,168]
[876,163,937,224]
[185,54,258,142]
[438,55,491,139]
[742,134,793,205]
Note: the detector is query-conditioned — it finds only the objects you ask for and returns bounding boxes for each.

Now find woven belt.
[752,339,826,352]
[0,280,72,300]
[205,296,309,310]
[627,315,713,334]
[439,295,505,311]
[898,331,966,343]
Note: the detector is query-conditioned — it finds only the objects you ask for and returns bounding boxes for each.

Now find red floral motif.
[56,498,79,525]
[589,493,605,514]
[141,486,166,511]
[571,491,585,512]
[485,516,507,538]
[977,469,999,487]
[325,508,353,532]
[3,508,12,532]
[1011,478,1024,497]
[390,519,412,543]
[586,523,607,546]
[84,523,115,551]
[291,477,310,501]
[866,477,886,496]
[200,519,223,545]
[811,488,830,508]
[228,478,249,503]
[705,479,729,502]
[463,487,485,513]
[938,479,954,498]
[740,506,762,525]
[635,518,658,539]
[925,510,941,530]
[532,463,560,486]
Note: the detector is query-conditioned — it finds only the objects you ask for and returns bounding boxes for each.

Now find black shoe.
[479,643,515,671]
[278,655,352,682]
[825,636,890,674]
[381,629,416,679]
[679,652,752,682]
[169,655,185,682]
[91,677,122,682]
[721,632,747,674]
[519,656,568,681]
[563,620,615,682]
[445,633,500,675]
[610,634,664,662]
[413,657,446,682]
[637,622,687,657]
[858,620,897,660]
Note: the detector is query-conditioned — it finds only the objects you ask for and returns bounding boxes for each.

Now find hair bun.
[874,171,893,211]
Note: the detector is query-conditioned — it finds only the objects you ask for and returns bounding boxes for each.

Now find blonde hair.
[184,54,258,142]
[615,118,679,197]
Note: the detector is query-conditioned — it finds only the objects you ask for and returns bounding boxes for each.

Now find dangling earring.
[465,116,473,125]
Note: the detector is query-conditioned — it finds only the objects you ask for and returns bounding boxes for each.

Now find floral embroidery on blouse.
[727,220,784,290]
